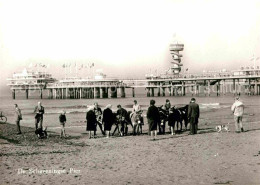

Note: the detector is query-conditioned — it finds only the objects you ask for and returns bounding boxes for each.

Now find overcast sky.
[0,0,260,92]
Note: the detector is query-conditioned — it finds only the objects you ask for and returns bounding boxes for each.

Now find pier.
[7,70,260,99]
[6,42,260,99]
[125,73,260,97]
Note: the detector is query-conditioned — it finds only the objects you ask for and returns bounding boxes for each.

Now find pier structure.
[123,69,260,97]
[7,68,260,99]
[6,68,55,99]
[42,78,130,99]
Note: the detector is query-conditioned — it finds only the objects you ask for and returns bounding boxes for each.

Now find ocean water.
[0,91,259,132]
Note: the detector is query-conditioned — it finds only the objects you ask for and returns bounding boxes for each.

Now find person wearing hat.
[231,97,245,133]
[188,98,200,135]
[86,106,97,139]
[147,99,160,140]
[103,104,114,138]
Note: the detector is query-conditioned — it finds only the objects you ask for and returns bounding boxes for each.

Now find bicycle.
[0,112,7,123]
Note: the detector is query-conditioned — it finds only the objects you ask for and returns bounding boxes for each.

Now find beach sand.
[1,99,260,185]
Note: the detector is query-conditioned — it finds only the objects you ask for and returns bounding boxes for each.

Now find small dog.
[216,123,230,133]
[35,127,48,139]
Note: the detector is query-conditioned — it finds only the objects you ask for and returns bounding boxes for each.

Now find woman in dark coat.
[86,106,97,139]
[147,99,160,140]
[102,104,114,138]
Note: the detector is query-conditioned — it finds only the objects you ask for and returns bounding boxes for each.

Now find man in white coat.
[231,97,245,133]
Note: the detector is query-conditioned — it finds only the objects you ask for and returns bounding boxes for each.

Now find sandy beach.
[1,98,260,185]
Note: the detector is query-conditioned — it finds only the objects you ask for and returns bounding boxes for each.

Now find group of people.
[13,96,245,139]
[14,101,45,135]
[86,100,142,139]
[146,98,200,140]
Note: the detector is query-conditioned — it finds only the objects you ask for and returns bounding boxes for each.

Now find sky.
[0,0,260,93]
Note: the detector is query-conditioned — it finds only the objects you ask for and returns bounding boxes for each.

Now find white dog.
[216,123,230,133]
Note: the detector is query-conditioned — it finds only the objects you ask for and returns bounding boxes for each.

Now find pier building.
[6,68,55,99]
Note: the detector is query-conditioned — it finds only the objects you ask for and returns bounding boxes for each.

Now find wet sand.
[1,103,260,185]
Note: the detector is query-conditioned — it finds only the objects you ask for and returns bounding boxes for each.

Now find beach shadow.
[242,128,260,133]
[153,134,189,141]
[198,127,214,131]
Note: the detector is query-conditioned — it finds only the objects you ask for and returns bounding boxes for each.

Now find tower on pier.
[169,42,184,75]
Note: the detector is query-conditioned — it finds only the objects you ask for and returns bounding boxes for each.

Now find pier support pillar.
[91,88,94,98]
[217,81,220,96]
[110,87,117,98]
[237,79,241,96]
[222,80,226,95]
[255,79,258,95]
[248,79,251,96]
[233,79,236,96]
[79,88,82,99]
[151,88,154,97]
[101,87,108,98]
[162,87,165,96]
[207,80,210,96]
[157,87,161,97]
[12,89,15,99]
[73,89,76,99]
[50,89,53,99]
[146,88,150,97]
[40,89,43,99]
[132,88,135,97]
[181,82,185,96]
[57,89,60,99]
[25,89,29,99]
[119,87,126,98]
[174,87,178,96]
[194,82,198,96]
[168,87,172,96]
[65,88,68,99]
[171,86,174,96]
[94,87,100,99]
[86,88,90,99]
[60,89,63,99]
[191,86,194,96]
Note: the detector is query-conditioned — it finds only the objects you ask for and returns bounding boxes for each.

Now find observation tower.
[169,42,184,75]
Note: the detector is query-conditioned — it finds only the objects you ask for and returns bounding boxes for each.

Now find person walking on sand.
[86,106,97,139]
[231,97,245,133]
[14,104,22,135]
[93,102,105,136]
[188,98,200,135]
[103,104,114,138]
[34,102,45,130]
[59,110,67,138]
[147,100,160,140]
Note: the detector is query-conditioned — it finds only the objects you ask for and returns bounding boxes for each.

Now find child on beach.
[59,110,67,138]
